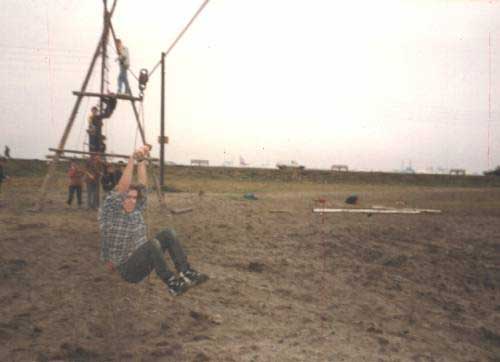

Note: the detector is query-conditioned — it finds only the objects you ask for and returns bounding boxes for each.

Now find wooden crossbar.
[48,148,159,161]
[72,91,143,102]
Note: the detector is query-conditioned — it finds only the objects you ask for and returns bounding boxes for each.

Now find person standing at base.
[98,146,208,296]
[0,157,9,206]
[67,160,84,208]
[116,39,130,94]
[101,163,118,200]
[114,161,124,185]
[85,155,102,210]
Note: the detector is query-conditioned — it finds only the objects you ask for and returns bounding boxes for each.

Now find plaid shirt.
[98,189,148,265]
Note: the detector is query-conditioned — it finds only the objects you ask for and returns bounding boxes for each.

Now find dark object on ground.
[0,259,27,279]
[383,255,408,268]
[248,262,265,273]
[479,327,500,347]
[244,193,258,200]
[345,194,358,205]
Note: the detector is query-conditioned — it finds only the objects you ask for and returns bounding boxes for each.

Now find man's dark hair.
[129,184,145,202]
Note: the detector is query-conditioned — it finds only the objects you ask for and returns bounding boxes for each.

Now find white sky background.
[0,0,499,173]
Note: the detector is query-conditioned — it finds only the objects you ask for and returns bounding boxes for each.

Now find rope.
[140,95,146,137]
[149,0,211,77]
[45,1,55,127]
[128,68,139,82]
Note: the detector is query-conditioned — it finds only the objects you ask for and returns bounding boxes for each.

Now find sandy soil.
[1,177,500,361]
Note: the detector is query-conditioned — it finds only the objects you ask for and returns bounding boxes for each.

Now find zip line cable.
[149,0,211,77]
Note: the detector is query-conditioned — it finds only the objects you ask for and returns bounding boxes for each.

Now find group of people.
[86,39,129,154]
[67,156,123,210]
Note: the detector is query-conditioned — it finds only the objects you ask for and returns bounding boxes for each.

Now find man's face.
[122,189,138,213]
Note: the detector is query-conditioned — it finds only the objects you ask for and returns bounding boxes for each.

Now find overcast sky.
[1,0,499,173]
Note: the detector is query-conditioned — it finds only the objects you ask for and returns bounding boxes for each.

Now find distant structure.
[400,160,415,174]
[277,161,305,170]
[484,166,500,176]
[239,156,249,167]
[331,164,348,172]
[191,159,209,167]
[449,168,466,176]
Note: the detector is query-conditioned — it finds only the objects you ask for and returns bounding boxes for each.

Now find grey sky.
[1,0,499,173]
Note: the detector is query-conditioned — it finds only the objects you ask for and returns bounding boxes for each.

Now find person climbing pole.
[87,96,117,152]
[98,145,208,296]
[85,154,103,210]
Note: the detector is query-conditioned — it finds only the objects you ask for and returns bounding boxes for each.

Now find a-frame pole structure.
[35,0,211,210]
[35,0,159,210]
[34,26,108,210]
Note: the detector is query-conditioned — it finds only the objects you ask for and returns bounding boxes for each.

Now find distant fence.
[449,169,466,176]
[331,164,348,172]
[277,164,305,171]
[191,159,209,167]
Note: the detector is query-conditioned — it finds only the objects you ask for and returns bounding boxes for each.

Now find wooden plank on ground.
[169,207,193,215]
[313,208,441,214]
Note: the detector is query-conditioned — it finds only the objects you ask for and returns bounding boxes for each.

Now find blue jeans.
[117,66,128,94]
[67,185,82,206]
[86,181,99,209]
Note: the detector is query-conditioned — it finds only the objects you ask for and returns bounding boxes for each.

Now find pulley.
[138,68,149,94]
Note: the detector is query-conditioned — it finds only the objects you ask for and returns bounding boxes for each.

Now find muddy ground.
[1,174,500,361]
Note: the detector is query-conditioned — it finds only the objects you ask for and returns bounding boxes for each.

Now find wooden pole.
[100,0,109,112]
[160,52,166,187]
[96,0,110,206]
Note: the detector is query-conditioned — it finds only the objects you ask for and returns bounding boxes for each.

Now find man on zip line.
[98,145,208,296]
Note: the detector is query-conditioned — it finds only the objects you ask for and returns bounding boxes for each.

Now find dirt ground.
[1,175,500,361]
